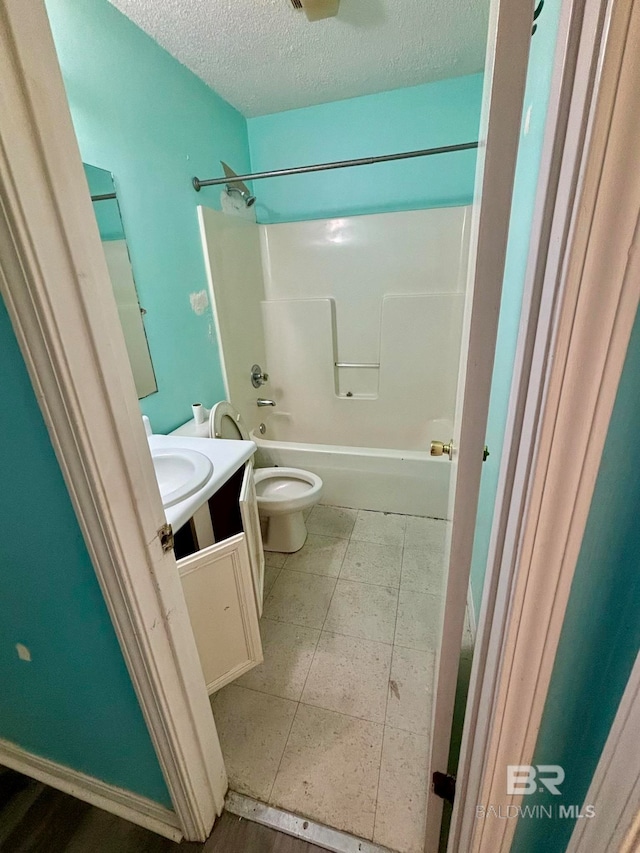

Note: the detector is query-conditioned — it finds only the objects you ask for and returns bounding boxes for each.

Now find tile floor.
[211,506,457,853]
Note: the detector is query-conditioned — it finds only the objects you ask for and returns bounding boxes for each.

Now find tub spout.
[257,398,276,407]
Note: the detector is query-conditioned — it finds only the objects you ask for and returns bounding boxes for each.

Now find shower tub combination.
[252,414,452,518]
[199,205,471,520]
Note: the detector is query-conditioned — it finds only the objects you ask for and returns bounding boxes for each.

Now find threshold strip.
[225,790,396,853]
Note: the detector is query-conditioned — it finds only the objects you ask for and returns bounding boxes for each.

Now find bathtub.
[250,417,452,519]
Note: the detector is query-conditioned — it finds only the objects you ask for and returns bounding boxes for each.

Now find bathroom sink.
[151,447,213,508]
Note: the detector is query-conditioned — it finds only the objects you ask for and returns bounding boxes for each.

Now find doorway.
[1,0,539,848]
[196,199,474,849]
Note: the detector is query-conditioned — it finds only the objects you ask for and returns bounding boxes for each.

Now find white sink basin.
[151,447,213,508]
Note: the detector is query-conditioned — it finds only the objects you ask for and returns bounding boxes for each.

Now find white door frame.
[451,0,640,849]
[0,0,225,841]
[424,0,534,845]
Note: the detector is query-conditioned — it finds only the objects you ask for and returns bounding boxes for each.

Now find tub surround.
[199,206,470,452]
[197,205,467,517]
[258,207,470,451]
[150,433,256,533]
[197,207,267,433]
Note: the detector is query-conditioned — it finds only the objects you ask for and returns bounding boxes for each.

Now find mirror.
[84,163,157,399]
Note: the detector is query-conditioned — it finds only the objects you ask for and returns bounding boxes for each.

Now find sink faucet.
[257,398,276,407]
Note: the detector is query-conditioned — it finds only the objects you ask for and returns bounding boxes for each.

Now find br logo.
[507,765,565,796]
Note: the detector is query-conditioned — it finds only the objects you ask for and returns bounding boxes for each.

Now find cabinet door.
[239,461,266,616]
[178,533,262,695]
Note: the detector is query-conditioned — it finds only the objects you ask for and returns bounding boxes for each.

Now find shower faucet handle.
[251,364,269,388]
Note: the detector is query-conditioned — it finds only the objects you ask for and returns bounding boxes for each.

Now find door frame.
[451,0,640,849]
[0,0,225,841]
[423,0,534,845]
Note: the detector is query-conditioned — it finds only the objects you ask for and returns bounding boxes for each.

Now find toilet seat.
[208,401,323,551]
[254,467,323,515]
[209,401,250,440]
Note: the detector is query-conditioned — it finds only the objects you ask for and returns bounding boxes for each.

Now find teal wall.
[512,305,640,852]
[469,0,561,617]
[247,74,484,224]
[0,295,171,806]
[47,0,252,434]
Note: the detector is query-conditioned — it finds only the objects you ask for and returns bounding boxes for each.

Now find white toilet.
[209,402,323,552]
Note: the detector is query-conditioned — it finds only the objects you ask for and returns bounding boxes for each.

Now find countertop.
[170,417,210,438]
[149,433,256,533]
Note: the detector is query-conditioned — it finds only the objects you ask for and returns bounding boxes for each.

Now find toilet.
[209,402,323,552]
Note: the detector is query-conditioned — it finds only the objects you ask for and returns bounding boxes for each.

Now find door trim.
[452,0,640,848]
[424,0,534,846]
[0,1,226,840]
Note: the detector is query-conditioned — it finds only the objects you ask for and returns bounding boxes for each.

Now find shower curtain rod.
[192,140,479,192]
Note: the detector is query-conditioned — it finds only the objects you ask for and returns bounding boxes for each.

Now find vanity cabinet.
[175,460,265,694]
[178,533,262,694]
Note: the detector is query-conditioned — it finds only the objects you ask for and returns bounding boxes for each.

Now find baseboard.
[0,738,182,842]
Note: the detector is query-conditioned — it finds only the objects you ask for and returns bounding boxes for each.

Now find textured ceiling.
[108,0,490,117]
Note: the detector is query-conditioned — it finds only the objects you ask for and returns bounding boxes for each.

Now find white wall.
[198,206,267,429]
[258,207,471,450]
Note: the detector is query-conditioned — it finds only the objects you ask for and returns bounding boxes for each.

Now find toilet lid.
[208,401,250,440]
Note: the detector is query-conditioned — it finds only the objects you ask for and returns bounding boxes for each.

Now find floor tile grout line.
[295,697,387,728]
[261,613,430,652]
[317,521,353,636]
[275,570,402,591]
[371,715,389,846]
[295,610,325,708]
[373,524,407,839]
[297,696,430,737]
[268,512,351,805]
[263,565,283,597]
[258,510,438,847]
[268,619,396,646]
[266,697,300,806]
[270,565,444,596]
[231,678,429,735]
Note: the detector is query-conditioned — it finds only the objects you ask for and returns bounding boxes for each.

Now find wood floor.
[0,770,328,853]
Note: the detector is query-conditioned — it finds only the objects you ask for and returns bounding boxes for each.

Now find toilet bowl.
[253,467,323,552]
[209,402,323,552]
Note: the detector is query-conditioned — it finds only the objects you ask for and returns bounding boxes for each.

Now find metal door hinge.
[433,771,456,804]
[159,523,174,553]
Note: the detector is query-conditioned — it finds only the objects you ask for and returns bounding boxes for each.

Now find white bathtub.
[251,418,452,518]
